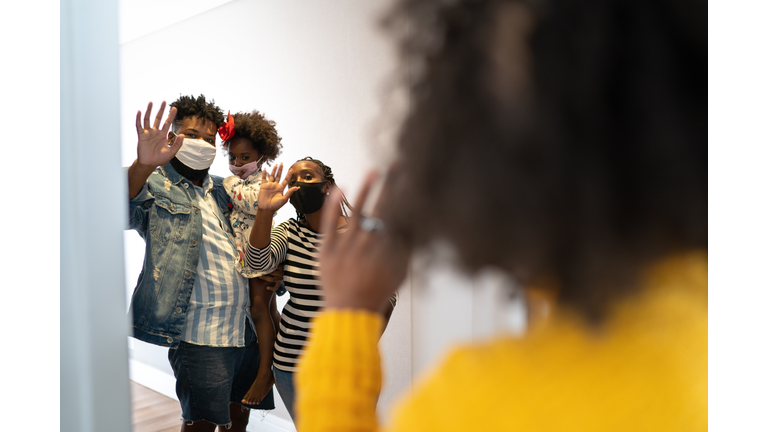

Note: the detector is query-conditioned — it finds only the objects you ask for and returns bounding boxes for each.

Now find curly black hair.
[170,94,225,130]
[223,110,283,164]
[378,0,707,322]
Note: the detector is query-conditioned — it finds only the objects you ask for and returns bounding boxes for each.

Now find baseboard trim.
[128,359,296,432]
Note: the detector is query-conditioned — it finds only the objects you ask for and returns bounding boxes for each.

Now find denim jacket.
[127,162,234,348]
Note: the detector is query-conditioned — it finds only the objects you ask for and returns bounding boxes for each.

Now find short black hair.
[226,110,283,164]
[170,94,225,129]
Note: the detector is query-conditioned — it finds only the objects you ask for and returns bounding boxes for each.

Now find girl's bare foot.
[241,373,275,405]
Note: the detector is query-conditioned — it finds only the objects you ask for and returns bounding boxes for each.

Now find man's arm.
[128,160,157,200]
[128,101,184,199]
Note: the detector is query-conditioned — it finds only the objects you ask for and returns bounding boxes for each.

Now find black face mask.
[289,181,328,215]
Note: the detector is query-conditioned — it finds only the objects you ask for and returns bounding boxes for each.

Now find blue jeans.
[274,368,296,422]
[168,324,275,426]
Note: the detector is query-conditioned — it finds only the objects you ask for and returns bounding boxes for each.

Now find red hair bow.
[218,111,235,144]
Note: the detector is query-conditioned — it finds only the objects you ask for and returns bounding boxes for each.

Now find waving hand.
[135,101,184,168]
[257,163,300,212]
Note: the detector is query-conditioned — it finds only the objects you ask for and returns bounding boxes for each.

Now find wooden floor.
[131,381,183,432]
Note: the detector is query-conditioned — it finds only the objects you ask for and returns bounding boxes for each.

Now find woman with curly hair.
[296,0,707,431]
[218,109,284,408]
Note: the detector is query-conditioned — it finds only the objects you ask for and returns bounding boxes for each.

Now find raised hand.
[257,163,299,212]
[319,172,410,313]
[135,101,184,169]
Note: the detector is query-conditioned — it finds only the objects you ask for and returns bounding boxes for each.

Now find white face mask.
[175,138,217,170]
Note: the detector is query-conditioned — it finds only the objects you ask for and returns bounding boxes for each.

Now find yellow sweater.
[297,252,707,431]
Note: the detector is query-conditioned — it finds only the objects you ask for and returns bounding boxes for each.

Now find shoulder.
[222,175,242,190]
[276,219,297,232]
[393,275,707,430]
[145,169,176,195]
[145,167,168,186]
[210,174,225,186]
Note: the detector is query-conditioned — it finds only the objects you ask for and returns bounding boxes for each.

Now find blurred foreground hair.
[380,0,707,322]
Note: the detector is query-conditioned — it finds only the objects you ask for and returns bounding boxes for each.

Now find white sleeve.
[223,173,261,216]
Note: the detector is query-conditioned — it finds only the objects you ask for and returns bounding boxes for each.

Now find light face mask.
[175,138,217,170]
[229,156,263,179]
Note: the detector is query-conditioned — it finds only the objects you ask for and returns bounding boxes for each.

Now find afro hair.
[170,94,226,129]
[225,110,283,164]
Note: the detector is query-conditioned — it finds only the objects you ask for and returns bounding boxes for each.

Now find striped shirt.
[179,176,251,347]
[245,218,338,372]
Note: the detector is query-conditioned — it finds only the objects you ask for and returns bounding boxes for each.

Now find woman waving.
[245,157,395,423]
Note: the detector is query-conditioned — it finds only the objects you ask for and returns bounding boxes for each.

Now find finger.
[280,169,294,188]
[153,101,166,129]
[169,134,184,155]
[143,101,153,130]
[275,163,284,182]
[135,110,143,135]
[284,186,300,199]
[320,187,343,243]
[349,171,379,232]
[270,164,279,181]
[162,107,177,133]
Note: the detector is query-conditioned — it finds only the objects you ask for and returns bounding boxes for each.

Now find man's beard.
[170,157,209,182]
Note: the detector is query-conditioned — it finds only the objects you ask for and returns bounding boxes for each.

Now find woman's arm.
[296,173,410,432]
[245,222,289,273]
[243,164,298,272]
[248,164,298,249]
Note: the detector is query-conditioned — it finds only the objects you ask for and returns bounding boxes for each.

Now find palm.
[258,164,298,212]
[135,101,183,168]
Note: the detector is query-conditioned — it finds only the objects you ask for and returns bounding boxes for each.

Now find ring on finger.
[359,216,385,233]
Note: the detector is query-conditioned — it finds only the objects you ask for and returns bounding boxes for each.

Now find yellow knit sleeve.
[296,310,384,432]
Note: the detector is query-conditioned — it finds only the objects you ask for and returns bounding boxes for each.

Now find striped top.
[245,218,341,372]
[179,176,251,347]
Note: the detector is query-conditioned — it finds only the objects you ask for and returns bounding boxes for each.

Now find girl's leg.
[242,277,276,405]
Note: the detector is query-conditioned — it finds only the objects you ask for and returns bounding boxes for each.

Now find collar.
[159,162,185,184]
[159,162,211,192]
